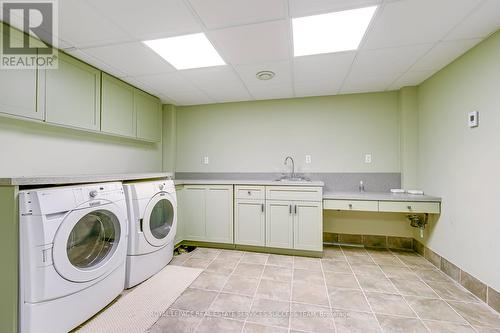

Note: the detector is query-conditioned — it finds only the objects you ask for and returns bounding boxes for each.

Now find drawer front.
[266,186,323,202]
[235,186,265,200]
[378,201,440,214]
[323,199,378,212]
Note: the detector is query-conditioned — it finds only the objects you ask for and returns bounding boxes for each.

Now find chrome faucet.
[284,156,295,179]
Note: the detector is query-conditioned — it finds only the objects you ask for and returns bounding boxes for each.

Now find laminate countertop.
[0,172,173,186]
[174,179,325,187]
[323,191,441,202]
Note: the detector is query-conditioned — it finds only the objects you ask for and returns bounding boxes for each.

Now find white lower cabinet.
[235,200,265,246]
[294,201,323,251]
[180,185,233,244]
[235,185,323,252]
[206,186,233,243]
[182,186,206,241]
[266,200,294,249]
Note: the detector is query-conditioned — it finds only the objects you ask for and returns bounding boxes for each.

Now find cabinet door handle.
[261,203,264,213]
[289,205,292,214]
[294,204,297,215]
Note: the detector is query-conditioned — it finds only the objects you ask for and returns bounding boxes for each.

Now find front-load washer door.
[52,202,127,282]
[142,192,176,248]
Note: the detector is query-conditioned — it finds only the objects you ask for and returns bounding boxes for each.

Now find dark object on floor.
[174,245,196,256]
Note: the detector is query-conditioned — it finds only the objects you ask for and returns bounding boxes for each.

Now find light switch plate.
[364,154,372,164]
[468,111,479,128]
[305,155,312,164]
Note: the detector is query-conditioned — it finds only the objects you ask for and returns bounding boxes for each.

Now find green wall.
[176,92,401,173]
[0,116,163,175]
[417,30,500,291]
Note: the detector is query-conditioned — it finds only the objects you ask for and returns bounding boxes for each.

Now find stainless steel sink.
[275,176,311,182]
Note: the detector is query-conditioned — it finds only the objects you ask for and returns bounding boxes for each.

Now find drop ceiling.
[17,0,500,105]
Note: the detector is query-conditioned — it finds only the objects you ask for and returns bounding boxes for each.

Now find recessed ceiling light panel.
[143,33,225,70]
[292,6,377,57]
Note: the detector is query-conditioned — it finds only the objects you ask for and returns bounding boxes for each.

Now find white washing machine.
[123,179,177,289]
[18,182,128,333]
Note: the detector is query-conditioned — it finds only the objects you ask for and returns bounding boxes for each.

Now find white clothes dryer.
[18,182,128,333]
[123,179,177,288]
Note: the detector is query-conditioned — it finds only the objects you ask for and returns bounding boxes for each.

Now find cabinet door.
[206,186,233,244]
[101,73,135,137]
[266,201,293,249]
[235,200,265,246]
[45,53,101,130]
[135,90,161,142]
[293,201,323,251]
[182,186,206,241]
[0,26,40,120]
[174,185,184,245]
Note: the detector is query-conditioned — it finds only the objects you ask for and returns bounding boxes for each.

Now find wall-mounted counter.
[323,191,441,214]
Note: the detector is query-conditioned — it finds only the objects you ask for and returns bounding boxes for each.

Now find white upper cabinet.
[134,89,161,142]
[101,73,136,137]
[45,53,101,130]
[0,25,41,120]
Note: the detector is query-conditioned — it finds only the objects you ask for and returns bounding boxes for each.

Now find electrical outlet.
[202,156,209,165]
[305,155,312,164]
[364,154,372,164]
[468,111,479,128]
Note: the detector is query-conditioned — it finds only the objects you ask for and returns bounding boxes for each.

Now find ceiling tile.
[389,70,435,90]
[86,0,201,40]
[163,90,216,106]
[246,84,294,100]
[411,39,482,72]
[131,72,198,93]
[65,49,127,78]
[363,0,481,49]
[182,66,252,103]
[445,0,500,40]
[57,0,130,48]
[82,42,176,77]
[289,0,382,18]
[294,80,340,98]
[340,72,400,94]
[350,44,432,77]
[188,0,286,29]
[234,61,292,87]
[208,20,290,65]
[119,77,160,96]
[158,94,177,105]
[293,51,355,84]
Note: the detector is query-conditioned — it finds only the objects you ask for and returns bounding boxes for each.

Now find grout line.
[339,246,385,333]
[241,253,269,333]
[191,248,245,332]
[387,248,479,332]
[320,250,338,332]
[370,249,432,333]
[288,254,295,332]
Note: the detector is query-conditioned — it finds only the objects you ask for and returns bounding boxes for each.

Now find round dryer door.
[142,192,176,247]
[52,203,126,282]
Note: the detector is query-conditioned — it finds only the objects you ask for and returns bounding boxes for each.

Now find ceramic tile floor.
[148,246,500,333]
